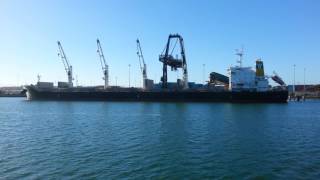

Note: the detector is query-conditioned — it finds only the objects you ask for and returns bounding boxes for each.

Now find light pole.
[115,76,118,87]
[304,68,306,94]
[75,75,78,87]
[128,64,131,87]
[293,64,296,93]
[37,74,41,83]
[202,64,206,84]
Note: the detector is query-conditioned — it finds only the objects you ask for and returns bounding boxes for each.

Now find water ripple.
[0,99,320,179]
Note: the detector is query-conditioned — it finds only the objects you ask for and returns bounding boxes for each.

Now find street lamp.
[304,68,306,94]
[202,64,206,84]
[128,64,131,87]
[115,76,118,87]
[293,64,296,93]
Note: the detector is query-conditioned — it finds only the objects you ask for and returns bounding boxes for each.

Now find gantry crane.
[96,39,109,89]
[57,41,73,87]
[136,39,148,89]
[159,34,188,89]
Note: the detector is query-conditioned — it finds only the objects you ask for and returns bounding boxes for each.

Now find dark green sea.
[0,98,319,179]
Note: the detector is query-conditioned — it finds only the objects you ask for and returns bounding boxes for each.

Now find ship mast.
[96,39,109,89]
[57,41,73,88]
[235,47,244,67]
[136,39,147,89]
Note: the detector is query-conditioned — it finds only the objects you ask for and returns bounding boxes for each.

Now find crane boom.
[96,39,109,89]
[272,71,286,86]
[57,41,73,87]
[136,39,147,89]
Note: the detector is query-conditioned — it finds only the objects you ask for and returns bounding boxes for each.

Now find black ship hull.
[25,86,288,103]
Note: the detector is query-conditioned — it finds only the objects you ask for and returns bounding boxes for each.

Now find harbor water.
[0,98,319,179]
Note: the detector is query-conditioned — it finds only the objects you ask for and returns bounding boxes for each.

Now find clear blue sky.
[0,0,319,87]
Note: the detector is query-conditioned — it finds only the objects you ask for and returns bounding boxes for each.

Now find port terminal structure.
[24,33,289,103]
[42,34,286,92]
[159,34,188,90]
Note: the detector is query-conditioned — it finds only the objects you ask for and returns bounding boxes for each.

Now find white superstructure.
[228,50,269,92]
[229,66,255,91]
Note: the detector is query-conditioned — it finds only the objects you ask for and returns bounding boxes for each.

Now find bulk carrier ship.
[25,34,288,103]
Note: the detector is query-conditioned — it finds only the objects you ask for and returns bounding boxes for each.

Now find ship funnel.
[256,59,265,77]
